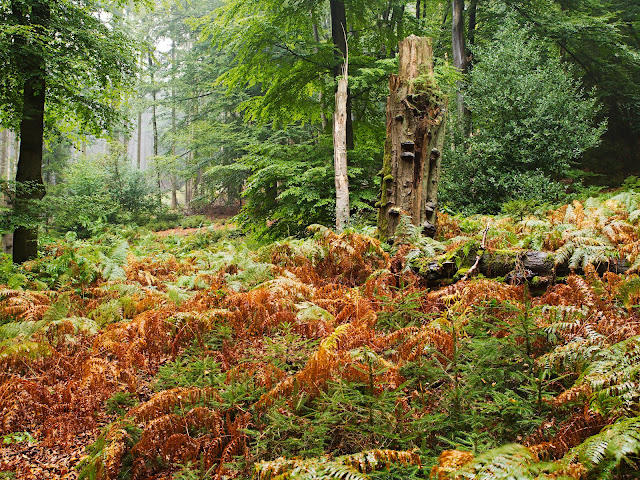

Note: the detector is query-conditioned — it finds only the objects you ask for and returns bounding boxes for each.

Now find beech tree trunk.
[137,112,142,169]
[14,76,46,263]
[329,0,353,149]
[377,35,447,242]
[334,62,349,231]
[452,0,471,134]
[0,129,9,255]
[12,0,49,263]
[0,130,7,182]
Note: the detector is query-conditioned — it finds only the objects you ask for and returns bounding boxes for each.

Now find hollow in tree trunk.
[377,35,447,242]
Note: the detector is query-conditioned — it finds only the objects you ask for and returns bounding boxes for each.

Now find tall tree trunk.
[334,61,349,231]
[148,52,160,198]
[329,0,353,150]
[170,41,179,208]
[452,0,470,135]
[194,169,202,200]
[14,76,46,263]
[137,111,142,169]
[11,134,19,179]
[377,35,447,242]
[1,130,11,256]
[185,177,192,208]
[13,0,49,263]
[468,0,478,49]
[312,21,328,131]
[1,129,8,254]
[171,176,178,209]
[0,129,7,182]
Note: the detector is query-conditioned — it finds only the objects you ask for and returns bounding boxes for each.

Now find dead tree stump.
[377,35,447,241]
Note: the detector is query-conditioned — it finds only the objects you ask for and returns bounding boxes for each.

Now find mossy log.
[413,248,630,285]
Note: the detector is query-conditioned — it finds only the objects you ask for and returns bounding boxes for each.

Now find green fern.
[562,416,640,478]
[573,336,640,417]
[256,449,420,480]
[608,192,640,213]
[455,444,539,479]
[616,275,640,308]
[0,339,53,363]
[257,456,369,480]
[100,239,129,281]
[0,320,47,341]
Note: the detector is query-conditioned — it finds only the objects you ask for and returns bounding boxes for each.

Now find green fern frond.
[0,320,47,341]
[573,336,640,417]
[456,444,537,479]
[256,449,420,480]
[0,339,53,362]
[100,240,130,281]
[41,295,70,324]
[608,192,640,212]
[617,276,640,308]
[562,416,640,477]
[555,243,575,266]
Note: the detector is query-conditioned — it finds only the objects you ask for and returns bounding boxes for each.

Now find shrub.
[46,157,160,237]
[441,17,605,214]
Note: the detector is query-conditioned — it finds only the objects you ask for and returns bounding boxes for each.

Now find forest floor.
[2,191,640,480]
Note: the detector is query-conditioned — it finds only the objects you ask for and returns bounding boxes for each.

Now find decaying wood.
[460,225,489,282]
[334,61,350,232]
[378,35,447,242]
[415,248,630,285]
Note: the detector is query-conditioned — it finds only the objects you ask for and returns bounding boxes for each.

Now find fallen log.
[412,247,630,285]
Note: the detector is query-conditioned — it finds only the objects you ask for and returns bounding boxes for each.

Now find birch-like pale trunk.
[333,61,349,232]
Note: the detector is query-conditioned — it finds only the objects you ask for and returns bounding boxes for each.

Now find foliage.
[1,190,640,480]
[45,157,160,237]
[441,18,605,214]
[2,431,36,445]
[0,0,137,132]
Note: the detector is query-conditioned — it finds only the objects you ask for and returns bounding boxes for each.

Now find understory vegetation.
[1,189,640,479]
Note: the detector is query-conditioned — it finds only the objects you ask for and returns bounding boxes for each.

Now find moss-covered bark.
[377,35,447,242]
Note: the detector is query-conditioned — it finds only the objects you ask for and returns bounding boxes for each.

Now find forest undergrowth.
[2,191,640,480]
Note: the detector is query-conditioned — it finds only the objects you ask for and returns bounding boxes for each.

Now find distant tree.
[0,0,137,262]
[472,0,640,182]
[441,19,605,213]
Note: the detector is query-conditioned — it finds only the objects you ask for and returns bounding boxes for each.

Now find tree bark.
[312,21,328,131]
[377,35,447,242]
[185,177,192,207]
[452,0,471,135]
[329,0,353,150]
[137,111,142,169]
[467,0,478,49]
[12,0,49,263]
[13,76,46,263]
[413,249,630,286]
[0,129,7,182]
[148,52,161,198]
[0,129,10,255]
[334,62,349,231]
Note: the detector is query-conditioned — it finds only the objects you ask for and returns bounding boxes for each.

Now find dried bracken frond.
[127,387,222,423]
[430,450,474,480]
[256,448,421,480]
[0,289,53,321]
